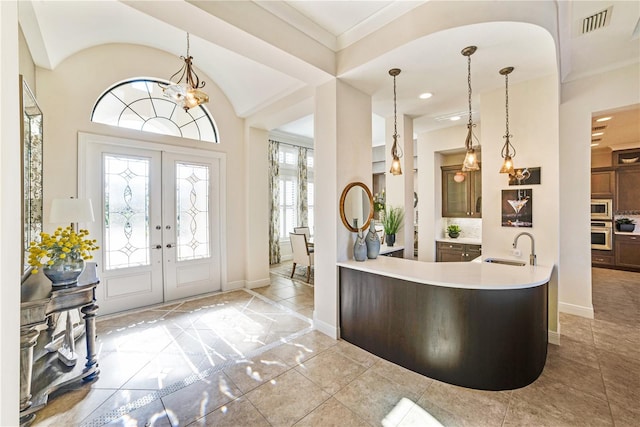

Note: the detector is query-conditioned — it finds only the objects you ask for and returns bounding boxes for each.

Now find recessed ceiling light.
[450,116,461,121]
[592,132,604,136]
[419,92,433,99]
[596,116,612,122]
[591,143,600,147]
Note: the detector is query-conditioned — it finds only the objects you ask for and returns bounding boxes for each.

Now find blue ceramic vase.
[366,220,380,259]
[354,230,367,261]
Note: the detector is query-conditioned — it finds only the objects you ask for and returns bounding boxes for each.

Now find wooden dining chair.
[289,232,314,282]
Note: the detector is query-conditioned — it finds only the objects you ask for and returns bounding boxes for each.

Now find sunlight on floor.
[383,397,444,427]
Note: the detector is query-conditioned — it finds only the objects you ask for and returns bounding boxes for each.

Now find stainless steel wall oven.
[591,221,612,250]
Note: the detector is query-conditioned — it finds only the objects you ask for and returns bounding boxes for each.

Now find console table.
[20,263,100,425]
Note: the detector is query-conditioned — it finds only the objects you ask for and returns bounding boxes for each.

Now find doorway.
[79,133,224,315]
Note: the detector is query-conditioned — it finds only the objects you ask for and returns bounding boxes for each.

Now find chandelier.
[389,68,403,176]
[461,46,480,172]
[499,66,516,175]
[161,33,209,111]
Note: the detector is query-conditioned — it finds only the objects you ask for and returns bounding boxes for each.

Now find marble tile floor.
[32,267,639,426]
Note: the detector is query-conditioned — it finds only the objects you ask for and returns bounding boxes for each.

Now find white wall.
[34,43,247,289]
[1,2,21,424]
[559,63,640,317]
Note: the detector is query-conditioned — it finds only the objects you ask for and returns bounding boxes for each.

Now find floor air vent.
[582,7,612,34]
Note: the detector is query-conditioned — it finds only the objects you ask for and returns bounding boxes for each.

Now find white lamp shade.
[49,198,95,224]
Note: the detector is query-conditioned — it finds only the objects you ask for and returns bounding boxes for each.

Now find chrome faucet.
[513,232,536,266]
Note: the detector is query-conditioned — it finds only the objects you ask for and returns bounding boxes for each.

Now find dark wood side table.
[20,263,100,425]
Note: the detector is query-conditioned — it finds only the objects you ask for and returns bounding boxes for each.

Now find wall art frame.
[502,188,532,227]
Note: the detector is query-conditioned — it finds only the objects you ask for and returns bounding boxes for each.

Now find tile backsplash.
[444,218,482,239]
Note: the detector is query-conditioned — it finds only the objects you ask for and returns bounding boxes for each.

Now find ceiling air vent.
[581,7,612,34]
[592,138,602,142]
[592,125,608,131]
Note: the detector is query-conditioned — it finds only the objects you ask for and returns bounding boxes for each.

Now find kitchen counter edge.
[337,256,551,290]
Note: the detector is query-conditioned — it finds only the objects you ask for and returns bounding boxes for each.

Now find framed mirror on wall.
[339,182,374,233]
[20,75,44,276]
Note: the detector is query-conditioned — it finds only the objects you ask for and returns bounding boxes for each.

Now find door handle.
[153,244,162,249]
[166,243,175,248]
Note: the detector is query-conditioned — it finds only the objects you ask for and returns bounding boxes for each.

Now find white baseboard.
[313,313,339,339]
[224,280,245,291]
[548,330,560,345]
[246,278,270,289]
[559,302,594,319]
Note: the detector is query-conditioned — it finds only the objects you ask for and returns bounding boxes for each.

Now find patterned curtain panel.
[297,147,308,227]
[268,140,281,264]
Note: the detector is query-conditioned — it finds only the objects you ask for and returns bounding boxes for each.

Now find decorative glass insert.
[104,155,151,270]
[176,162,210,261]
[91,79,219,143]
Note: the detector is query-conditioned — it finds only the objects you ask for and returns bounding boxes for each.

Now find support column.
[313,79,372,339]
[245,127,270,288]
[385,115,414,256]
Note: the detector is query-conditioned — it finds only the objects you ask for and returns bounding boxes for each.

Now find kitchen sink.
[484,258,526,266]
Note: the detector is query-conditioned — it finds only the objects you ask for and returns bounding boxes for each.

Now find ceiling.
[591,104,640,152]
[18,1,640,146]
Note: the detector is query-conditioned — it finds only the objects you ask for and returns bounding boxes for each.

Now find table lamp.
[49,197,95,230]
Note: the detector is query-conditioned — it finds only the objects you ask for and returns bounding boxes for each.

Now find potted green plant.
[615,217,636,232]
[447,224,461,238]
[381,206,404,246]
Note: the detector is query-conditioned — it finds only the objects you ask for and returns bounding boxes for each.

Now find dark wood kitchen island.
[338,256,552,391]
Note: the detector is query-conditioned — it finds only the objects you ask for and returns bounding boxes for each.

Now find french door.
[80,134,223,315]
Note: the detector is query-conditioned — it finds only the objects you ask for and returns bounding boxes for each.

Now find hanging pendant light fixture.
[389,68,403,176]
[161,33,209,111]
[499,66,516,175]
[461,46,480,172]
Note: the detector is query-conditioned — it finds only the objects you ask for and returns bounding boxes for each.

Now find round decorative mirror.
[339,182,374,233]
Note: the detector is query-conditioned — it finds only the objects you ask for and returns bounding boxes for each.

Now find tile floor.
[32,266,639,426]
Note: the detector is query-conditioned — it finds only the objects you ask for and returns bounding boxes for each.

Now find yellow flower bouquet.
[28,226,99,285]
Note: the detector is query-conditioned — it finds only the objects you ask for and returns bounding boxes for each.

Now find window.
[277,145,314,240]
[91,78,219,143]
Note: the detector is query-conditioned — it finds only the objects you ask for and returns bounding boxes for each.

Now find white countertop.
[379,245,404,255]
[337,256,552,290]
[436,237,482,245]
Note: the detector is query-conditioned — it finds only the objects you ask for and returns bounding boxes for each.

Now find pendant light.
[461,46,480,172]
[389,68,403,176]
[161,33,209,111]
[499,66,516,175]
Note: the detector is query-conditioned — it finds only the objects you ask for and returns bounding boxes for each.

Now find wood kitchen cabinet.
[442,165,481,218]
[591,249,615,267]
[616,167,640,212]
[614,234,640,270]
[436,241,481,262]
[591,169,615,199]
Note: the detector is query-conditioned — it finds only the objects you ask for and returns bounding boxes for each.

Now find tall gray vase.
[354,230,367,262]
[366,220,380,259]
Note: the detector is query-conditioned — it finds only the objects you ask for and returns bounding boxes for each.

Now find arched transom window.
[91,78,219,143]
